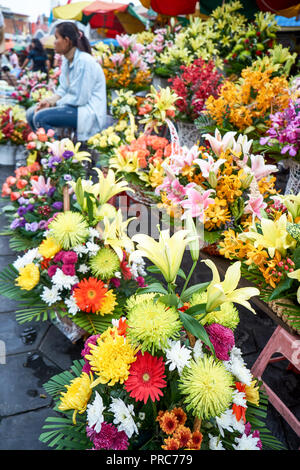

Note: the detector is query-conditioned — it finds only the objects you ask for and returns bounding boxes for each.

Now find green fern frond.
[39,414,91,450]
[9,234,38,252]
[70,311,121,335]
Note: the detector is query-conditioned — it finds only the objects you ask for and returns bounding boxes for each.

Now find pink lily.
[116,34,132,50]
[244,194,267,220]
[27,176,52,196]
[194,153,226,179]
[129,51,141,67]
[110,53,125,67]
[180,188,215,222]
[132,42,145,54]
[202,129,237,157]
[250,154,278,181]
[170,145,200,175]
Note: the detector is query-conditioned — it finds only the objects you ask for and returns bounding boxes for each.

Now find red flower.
[120,260,132,280]
[125,351,166,404]
[73,277,108,313]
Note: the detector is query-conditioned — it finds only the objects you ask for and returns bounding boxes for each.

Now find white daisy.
[65,294,80,316]
[77,264,89,274]
[87,391,105,433]
[215,409,235,437]
[232,433,260,450]
[109,398,138,438]
[229,357,252,386]
[165,340,192,374]
[13,248,41,271]
[208,434,225,450]
[86,241,100,256]
[232,389,247,407]
[89,228,100,241]
[52,268,79,291]
[41,286,62,306]
[193,339,204,360]
[73,244,88,256]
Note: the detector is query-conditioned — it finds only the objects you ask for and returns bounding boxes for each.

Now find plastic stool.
[251,325,300,438]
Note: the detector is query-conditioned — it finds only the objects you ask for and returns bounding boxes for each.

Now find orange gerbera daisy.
[73,277,108,313]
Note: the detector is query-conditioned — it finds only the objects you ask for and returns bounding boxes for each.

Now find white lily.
[203,259,259,314]
[98,209,135,260]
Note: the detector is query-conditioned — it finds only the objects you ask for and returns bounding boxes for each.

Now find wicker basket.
[267,298,300,335]
[201,242,221,257]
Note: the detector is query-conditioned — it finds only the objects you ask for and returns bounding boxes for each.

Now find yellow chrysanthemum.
[16,263,40,291]
[38,237,62,259]
[49,211,89,249]
[85,327,138,387]
[97,290,117,316]
[245,380,260,407]
[58,372,93,424]
[179,356,234,419]
[125,293,157,312]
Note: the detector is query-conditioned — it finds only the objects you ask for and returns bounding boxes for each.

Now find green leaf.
[137,283,168,295]
[203,230,222,244]
[158,294,179,307]
[75,178,84,208]
[184,303,207,317]
[177,268,187,280]
[146,265,161,274]
[179,311,214,354]
[180,282,210,302]
[268,276,293,301]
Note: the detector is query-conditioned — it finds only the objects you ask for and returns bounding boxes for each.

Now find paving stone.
[0,312,50,355]
[267,404,300,450]
[262,361,300,409]
[0,407,60,450]
[0,352,59,416]
[39,324,84,370]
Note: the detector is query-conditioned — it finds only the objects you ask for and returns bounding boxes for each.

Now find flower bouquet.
[0,138,90,251]
[39,227,284,450]
[155,127,278,248]
[201,66,290,141]
[169,58,223,124]
[109,134,171,200]
[0,105,30,147]
[26,127,56,166]
[87,118,138,169]
[0,171,148,338]
[95,35,152,93]
[218,193,300,333]
[11,71,50,109]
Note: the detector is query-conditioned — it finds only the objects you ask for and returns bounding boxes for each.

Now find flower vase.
[284,160,300,195]
[176,121,200,148]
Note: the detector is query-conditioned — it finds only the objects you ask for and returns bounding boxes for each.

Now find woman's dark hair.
[31,38,46,55]
[56,22,91,55]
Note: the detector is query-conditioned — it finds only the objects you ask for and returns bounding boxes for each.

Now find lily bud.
[208,170,218,188]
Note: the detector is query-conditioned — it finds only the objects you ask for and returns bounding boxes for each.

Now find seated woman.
[26,22,107,142]
[21,38,50,74]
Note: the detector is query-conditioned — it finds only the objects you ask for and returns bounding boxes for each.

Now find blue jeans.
[26,105,78,134]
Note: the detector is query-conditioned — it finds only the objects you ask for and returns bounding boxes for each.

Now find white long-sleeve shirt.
[56,48,107,141]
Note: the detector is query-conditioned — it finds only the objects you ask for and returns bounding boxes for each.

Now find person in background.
[1,65,17,86]
[9,49,19,69]
[0,9,5,78]
[26,22,107,142]
[21,38,50,74]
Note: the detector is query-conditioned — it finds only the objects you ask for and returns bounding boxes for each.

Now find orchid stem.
[181,260,197,299]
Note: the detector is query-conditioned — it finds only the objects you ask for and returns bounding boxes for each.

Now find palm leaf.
[9,234,38,252]
[246,390,286,450]
[39,414,91,450]
[43,361,85,399]
[0,264,22,299]
[70,311,122,335]
[16,302,66,324]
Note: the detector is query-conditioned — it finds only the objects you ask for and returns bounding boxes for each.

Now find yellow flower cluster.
[16,263,40,291]
[88,120,137,150]
[205,67,290,130]
[85,327,138,387]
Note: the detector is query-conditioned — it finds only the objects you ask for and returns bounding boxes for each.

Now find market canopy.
[140,0,300,19]
[53,1,146,36]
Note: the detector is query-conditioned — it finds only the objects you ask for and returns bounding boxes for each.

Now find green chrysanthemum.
[178,355,234,420]
[89,246,120,280]
[125,293,157,312]
[127,299,182,354]
[190,292,239,330]
[49,211,89,249]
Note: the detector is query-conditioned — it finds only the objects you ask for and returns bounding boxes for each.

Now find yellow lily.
[239,214,296,258]
[93,168,134,205]
[287,269,300,303]
[203,259,259,314]
[273,194,300,222]
[110,149,141,174]
[64,140,91,163]
[130,229,196,284]
[98,209,135,260]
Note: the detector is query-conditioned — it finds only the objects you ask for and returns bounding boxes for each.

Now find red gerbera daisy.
[73,277,108,313]
[124,351,166,404]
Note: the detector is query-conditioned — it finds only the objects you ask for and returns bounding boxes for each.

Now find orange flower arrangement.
[205,67,290,133]
[158,408,203,451]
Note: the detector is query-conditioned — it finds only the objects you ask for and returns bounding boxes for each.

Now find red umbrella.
[82,1,128,32]
[256,0,299,13]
